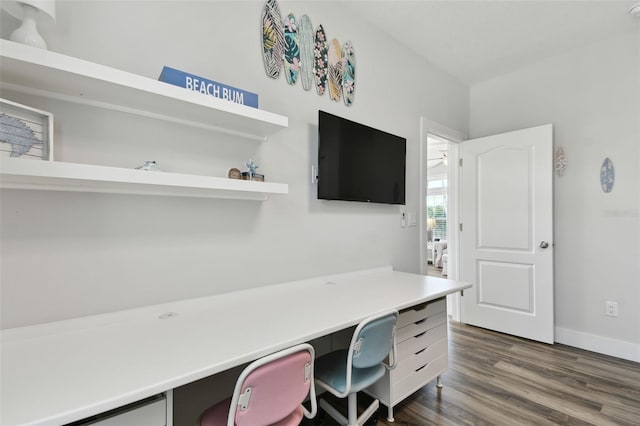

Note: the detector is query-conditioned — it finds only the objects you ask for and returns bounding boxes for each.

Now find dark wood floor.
[304,322,640,426]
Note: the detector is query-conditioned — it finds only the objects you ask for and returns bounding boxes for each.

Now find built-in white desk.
[0,267,470,426]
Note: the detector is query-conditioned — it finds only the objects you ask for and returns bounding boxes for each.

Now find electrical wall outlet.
[605,301,618,317]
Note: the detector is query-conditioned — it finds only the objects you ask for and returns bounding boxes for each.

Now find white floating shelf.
[0,40,288,141]
[0,158,288,200]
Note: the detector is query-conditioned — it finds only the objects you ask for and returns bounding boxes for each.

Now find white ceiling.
[347,0,639,85]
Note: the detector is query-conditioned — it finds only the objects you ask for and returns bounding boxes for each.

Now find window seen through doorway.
[427,135,449,242]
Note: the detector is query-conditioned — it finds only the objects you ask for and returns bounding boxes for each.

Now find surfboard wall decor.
[600,157,614,193]
[298,15,314,91]
[283,13,300,85]
[327,38,343,101]
[313,25,329,96]
[259,2,355,106]
[342,41,355,106]
[261,0,284,79]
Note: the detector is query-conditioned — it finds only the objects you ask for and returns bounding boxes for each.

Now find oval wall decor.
[283,13,301,85]
[313,25,329,96]
[298,14,314,91]
[261,0,285,79]
[327,38,343,101]
[600,157,615,193]
[342,41,355,106]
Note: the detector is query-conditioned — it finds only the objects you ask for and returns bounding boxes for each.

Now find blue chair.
[314,310,398,426]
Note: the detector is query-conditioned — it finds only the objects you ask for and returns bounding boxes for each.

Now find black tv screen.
[318,111,406,205]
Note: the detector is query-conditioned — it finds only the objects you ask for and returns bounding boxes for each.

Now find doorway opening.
[426,134,450,278]
[419,118,465,321]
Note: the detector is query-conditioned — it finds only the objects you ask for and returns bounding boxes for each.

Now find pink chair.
[200,344,317,426]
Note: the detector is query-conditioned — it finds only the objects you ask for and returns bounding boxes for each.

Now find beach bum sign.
[159,66,258,108]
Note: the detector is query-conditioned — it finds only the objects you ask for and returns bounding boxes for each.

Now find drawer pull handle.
[414,348,426,355]
[414,331,426,338]
[414,319,427,325]
[415,364,428,372]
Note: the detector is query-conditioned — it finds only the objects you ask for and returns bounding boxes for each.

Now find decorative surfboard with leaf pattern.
[261,0,284,79]
[297,14,314,91]
[313,25,328,96]
[342,41,355,106]
[283,13,300,85]
[327,38,343,101]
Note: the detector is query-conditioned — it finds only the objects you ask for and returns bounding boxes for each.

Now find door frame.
[419,117,466,321]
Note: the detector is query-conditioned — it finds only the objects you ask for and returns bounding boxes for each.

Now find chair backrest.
[351,313,397,369]
[229,344,317,426]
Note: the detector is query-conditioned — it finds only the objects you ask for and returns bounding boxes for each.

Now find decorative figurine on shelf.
[242,158,265,181]
[245,159,258,176]
[135,161,160,171]
[227,167,242,179]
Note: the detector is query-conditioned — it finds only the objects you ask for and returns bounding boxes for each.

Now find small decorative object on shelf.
[159,66,259,108]
[1,0,57,50]
[227,167,242,179]
[242,172,265,182]
[242,159,265,181]
[135,161,160,171]
[0,98,53,160]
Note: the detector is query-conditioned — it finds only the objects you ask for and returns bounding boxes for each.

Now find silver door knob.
[539,241,549,249]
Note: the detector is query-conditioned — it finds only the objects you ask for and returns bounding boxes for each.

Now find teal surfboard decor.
[313,25,328,96]
[298,14,314,91]
[327,38,343,101]
[341,41,355,106]
[600,157,614,193]
[283,13,300,85]
[261,0,284,79]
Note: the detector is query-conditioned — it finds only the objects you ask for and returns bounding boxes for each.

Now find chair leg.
[358,398,379,425]
[319,398,348,426]
[348,393,358,426]
[320,394,381,426]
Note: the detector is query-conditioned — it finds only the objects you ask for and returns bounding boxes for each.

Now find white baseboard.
[555,327,640,363]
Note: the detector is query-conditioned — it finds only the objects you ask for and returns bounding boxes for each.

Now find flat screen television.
[317,111,406,205]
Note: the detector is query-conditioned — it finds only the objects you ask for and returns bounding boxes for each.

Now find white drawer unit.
[365,297,448,422]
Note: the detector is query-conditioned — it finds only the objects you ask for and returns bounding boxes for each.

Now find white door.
[460,125,554,343]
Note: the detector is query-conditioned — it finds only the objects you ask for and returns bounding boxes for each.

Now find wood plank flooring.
[303,322,640,425]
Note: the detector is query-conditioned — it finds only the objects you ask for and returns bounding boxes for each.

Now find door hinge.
[459,158,463,167]
[459,223,463,231]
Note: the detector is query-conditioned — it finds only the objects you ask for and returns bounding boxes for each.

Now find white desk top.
[0,267,470,426]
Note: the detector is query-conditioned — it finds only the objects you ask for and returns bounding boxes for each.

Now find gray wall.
[0,1,469,327]
[470,30,640,360]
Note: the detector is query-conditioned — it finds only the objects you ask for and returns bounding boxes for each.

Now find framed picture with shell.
[0,98,53,161]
